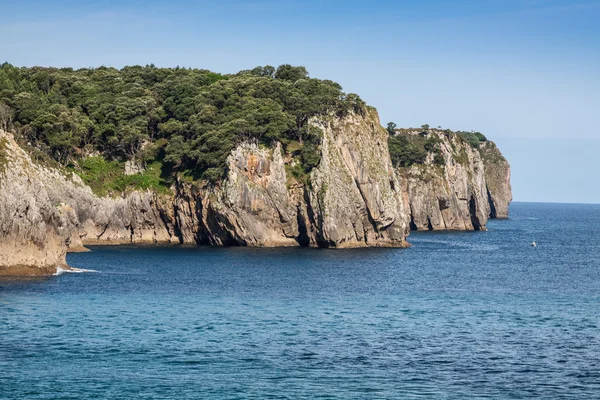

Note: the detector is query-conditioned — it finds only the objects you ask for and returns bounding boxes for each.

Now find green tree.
[386,122,397,135]
[388,135,427,168]
[274,64,309,82]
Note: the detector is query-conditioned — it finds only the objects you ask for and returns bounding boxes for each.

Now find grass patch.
[73,156,172,196]
[285,162,311,186]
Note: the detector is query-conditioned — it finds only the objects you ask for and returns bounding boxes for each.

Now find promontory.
[0,63,511,275]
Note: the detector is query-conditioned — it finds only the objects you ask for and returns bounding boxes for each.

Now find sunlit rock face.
[175,109,410,248]
[0,112,512,275]
[397,129,511,231]
[0,111,411,274]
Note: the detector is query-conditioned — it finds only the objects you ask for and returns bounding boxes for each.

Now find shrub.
[433,154,445,166]
[458,131,487,148]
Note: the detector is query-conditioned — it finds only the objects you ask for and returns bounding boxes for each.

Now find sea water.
[1,203,599,399]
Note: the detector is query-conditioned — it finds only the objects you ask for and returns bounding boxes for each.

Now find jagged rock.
[186,142,302,246]
[170,110,410,248]
[309,110,409,247]
[0,131,70,275]
[0,130,178,275]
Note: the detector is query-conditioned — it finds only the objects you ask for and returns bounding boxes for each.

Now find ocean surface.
[1,202,600,399]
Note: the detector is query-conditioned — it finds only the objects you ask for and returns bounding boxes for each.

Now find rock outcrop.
[0,131,71,275]
[171,109,409,248]
[0,130,182,275]
[0,113,511,275]
[308,110,409,247]
[480,142,512,219]
[176,142,303,247]
[396,129,511,231]
[0,110,412,274]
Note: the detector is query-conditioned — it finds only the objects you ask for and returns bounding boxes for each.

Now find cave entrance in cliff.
[487,188,497,219]
[469,195,482,231]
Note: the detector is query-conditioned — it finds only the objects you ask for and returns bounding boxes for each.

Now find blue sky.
[2,0,599,203]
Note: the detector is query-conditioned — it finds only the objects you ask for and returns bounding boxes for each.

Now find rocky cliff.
[0,132,71,275]
[395,129,511,231]
[0,130,179,275]
[480,141,512,219]
[0,113,511,275]
[0,110,412,274]
[155,108,410,248]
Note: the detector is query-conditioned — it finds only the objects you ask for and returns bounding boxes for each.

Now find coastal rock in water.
[397,130,511,230]
[0,110,511,275]
[0,131,70,275]
[0,130,178,274]
[180,142,302,247]
[0,110,412,274]
[37,169,177,248]
[308,110,410,247]
[172,110,410,248]
[480,142,512,218]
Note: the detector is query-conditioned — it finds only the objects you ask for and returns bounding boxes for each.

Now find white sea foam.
[54,267,99,276]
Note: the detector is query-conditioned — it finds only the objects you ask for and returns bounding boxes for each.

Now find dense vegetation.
[456,130,487,148]
[0,62,365,187]
[387,125,444,168]
[0,61,493,194]
[388,134,428,168]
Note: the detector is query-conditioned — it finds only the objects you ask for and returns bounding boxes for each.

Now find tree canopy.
[0,62,365,182]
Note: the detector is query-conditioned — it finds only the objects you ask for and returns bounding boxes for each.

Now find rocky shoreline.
[0,110,511,276]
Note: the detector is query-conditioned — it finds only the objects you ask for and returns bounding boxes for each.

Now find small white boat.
[531,241,537,247]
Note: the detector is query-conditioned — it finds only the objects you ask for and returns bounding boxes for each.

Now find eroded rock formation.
[0,131,71,275]
[170,109,410,248]
[397,129,512,231]
[0,112,511,275]
[0,110,413,274]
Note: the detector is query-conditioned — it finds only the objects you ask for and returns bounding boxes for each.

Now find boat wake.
[54,267,100,276]
[411,238,500,251]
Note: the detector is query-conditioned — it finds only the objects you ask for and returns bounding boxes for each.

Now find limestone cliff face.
[0,110,411,274]
[0,113,513,275]
[480,141,512,219]
[0,130,179,275]
[175,142,302,247]
[172,109,409,248]
[308,110,409,247]
[397,130,511,231]
[0,131,70,275]
[0,114,512,275]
